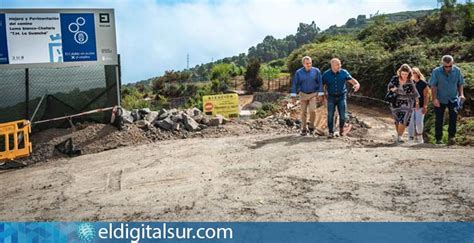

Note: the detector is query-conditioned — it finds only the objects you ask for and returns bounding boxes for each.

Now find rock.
[131,109,141,121]
[222,116,228,125]
[169,108,178,115]
[139,108,151,115]
[155,117,174,131]
[186,107,202,117]
[158,108,168,116]
[201,116,209,126]
[173,122,181,131]
[193,114,203,123]
[209,115,224,126]
[171,113,184,123]
[135,120,151,129]
[182,114,200,131]
[200,116,210,125]
[145,111,159,123]
[158,111,170,120]
[122,109,134,124]
[243,101,263,110]
[198,124,208,130]
[285,118,294,127]
[193,115,210,125]
[277,118,286,126]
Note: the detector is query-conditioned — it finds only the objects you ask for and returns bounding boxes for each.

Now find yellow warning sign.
[202,93,239,118]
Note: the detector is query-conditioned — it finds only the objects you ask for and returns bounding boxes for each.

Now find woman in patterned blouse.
[387,64,420,144]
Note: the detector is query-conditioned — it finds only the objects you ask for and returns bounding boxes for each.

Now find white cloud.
[2,0,439,83]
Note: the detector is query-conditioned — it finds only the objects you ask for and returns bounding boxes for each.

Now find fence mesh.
[0,64,120,131]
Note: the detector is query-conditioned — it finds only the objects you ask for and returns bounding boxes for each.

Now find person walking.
[291,56,324,136]
[429,55,466,145]
[322,58,360,138]
[407,67,430,144]
[387,64,420,144]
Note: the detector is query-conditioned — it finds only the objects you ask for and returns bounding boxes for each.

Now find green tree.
[440,0,458,32]
[459,0,474,39]
[345,18,357,27]
[295,21,320,46]
[211,63,233,83]
[357,15,367,25]
[245,58,264,92]
[210,79,230,93]
[260,65,280,81]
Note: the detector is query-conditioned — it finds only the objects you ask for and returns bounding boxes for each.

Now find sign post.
[202,93,240,118]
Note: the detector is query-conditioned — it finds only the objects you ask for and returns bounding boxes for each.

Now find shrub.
[122,93,149,110]
[287,38,390,98]
[211,63,233,83]
[245,58,264,92]
[253,102,279,118]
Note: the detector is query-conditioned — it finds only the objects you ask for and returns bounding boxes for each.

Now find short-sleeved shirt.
[415,80,428,107]
[322,69,353,96]
[429,65,465,104]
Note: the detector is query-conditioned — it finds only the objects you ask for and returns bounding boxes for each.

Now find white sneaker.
[408,137,414,144]
[417,135,424,144]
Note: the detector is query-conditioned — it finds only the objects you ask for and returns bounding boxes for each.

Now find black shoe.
[435,140,443,145]
[327,132,334,139]
[308,127,315,135]
[447,137,456,146]
[300,129,308,136]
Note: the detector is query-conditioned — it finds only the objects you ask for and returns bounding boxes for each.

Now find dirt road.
[1,105,473,221]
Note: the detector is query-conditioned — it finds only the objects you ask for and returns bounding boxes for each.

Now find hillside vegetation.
[123,0,473,144]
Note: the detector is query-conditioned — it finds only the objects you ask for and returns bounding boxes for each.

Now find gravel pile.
[16,99,371,166]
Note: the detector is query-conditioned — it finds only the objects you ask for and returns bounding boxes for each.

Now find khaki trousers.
[299,92,317,130]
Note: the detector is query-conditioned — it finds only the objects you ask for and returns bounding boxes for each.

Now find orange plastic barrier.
[0,120,32,161]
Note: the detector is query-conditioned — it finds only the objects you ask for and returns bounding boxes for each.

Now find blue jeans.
[408,109,425,138]
[327,94,347,133]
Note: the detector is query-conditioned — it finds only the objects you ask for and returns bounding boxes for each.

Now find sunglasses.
[444,65,452,69]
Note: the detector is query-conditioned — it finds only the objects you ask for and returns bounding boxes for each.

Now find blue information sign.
[0,14,9,64]
[60,13,97,62]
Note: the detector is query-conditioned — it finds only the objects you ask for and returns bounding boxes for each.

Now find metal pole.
[32,106,116,125]
[187,53,189,69]
[117,54,122,106]
[30,95,46,122]
[25,68,29,120]
[116,65,121,107]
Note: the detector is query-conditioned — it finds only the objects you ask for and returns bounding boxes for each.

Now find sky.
[0,0,455,83]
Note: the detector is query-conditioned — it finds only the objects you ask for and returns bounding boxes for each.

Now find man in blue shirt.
[322,58,360,138]
[429,55,466,145]
[291,56,324,136]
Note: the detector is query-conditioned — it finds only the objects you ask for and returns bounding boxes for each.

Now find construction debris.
[54,138,82,157]
[0,160,26,170]
[14,97,375,167]
[127,107,218,132]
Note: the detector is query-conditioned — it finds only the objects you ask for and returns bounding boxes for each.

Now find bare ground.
[0,105,473,221]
